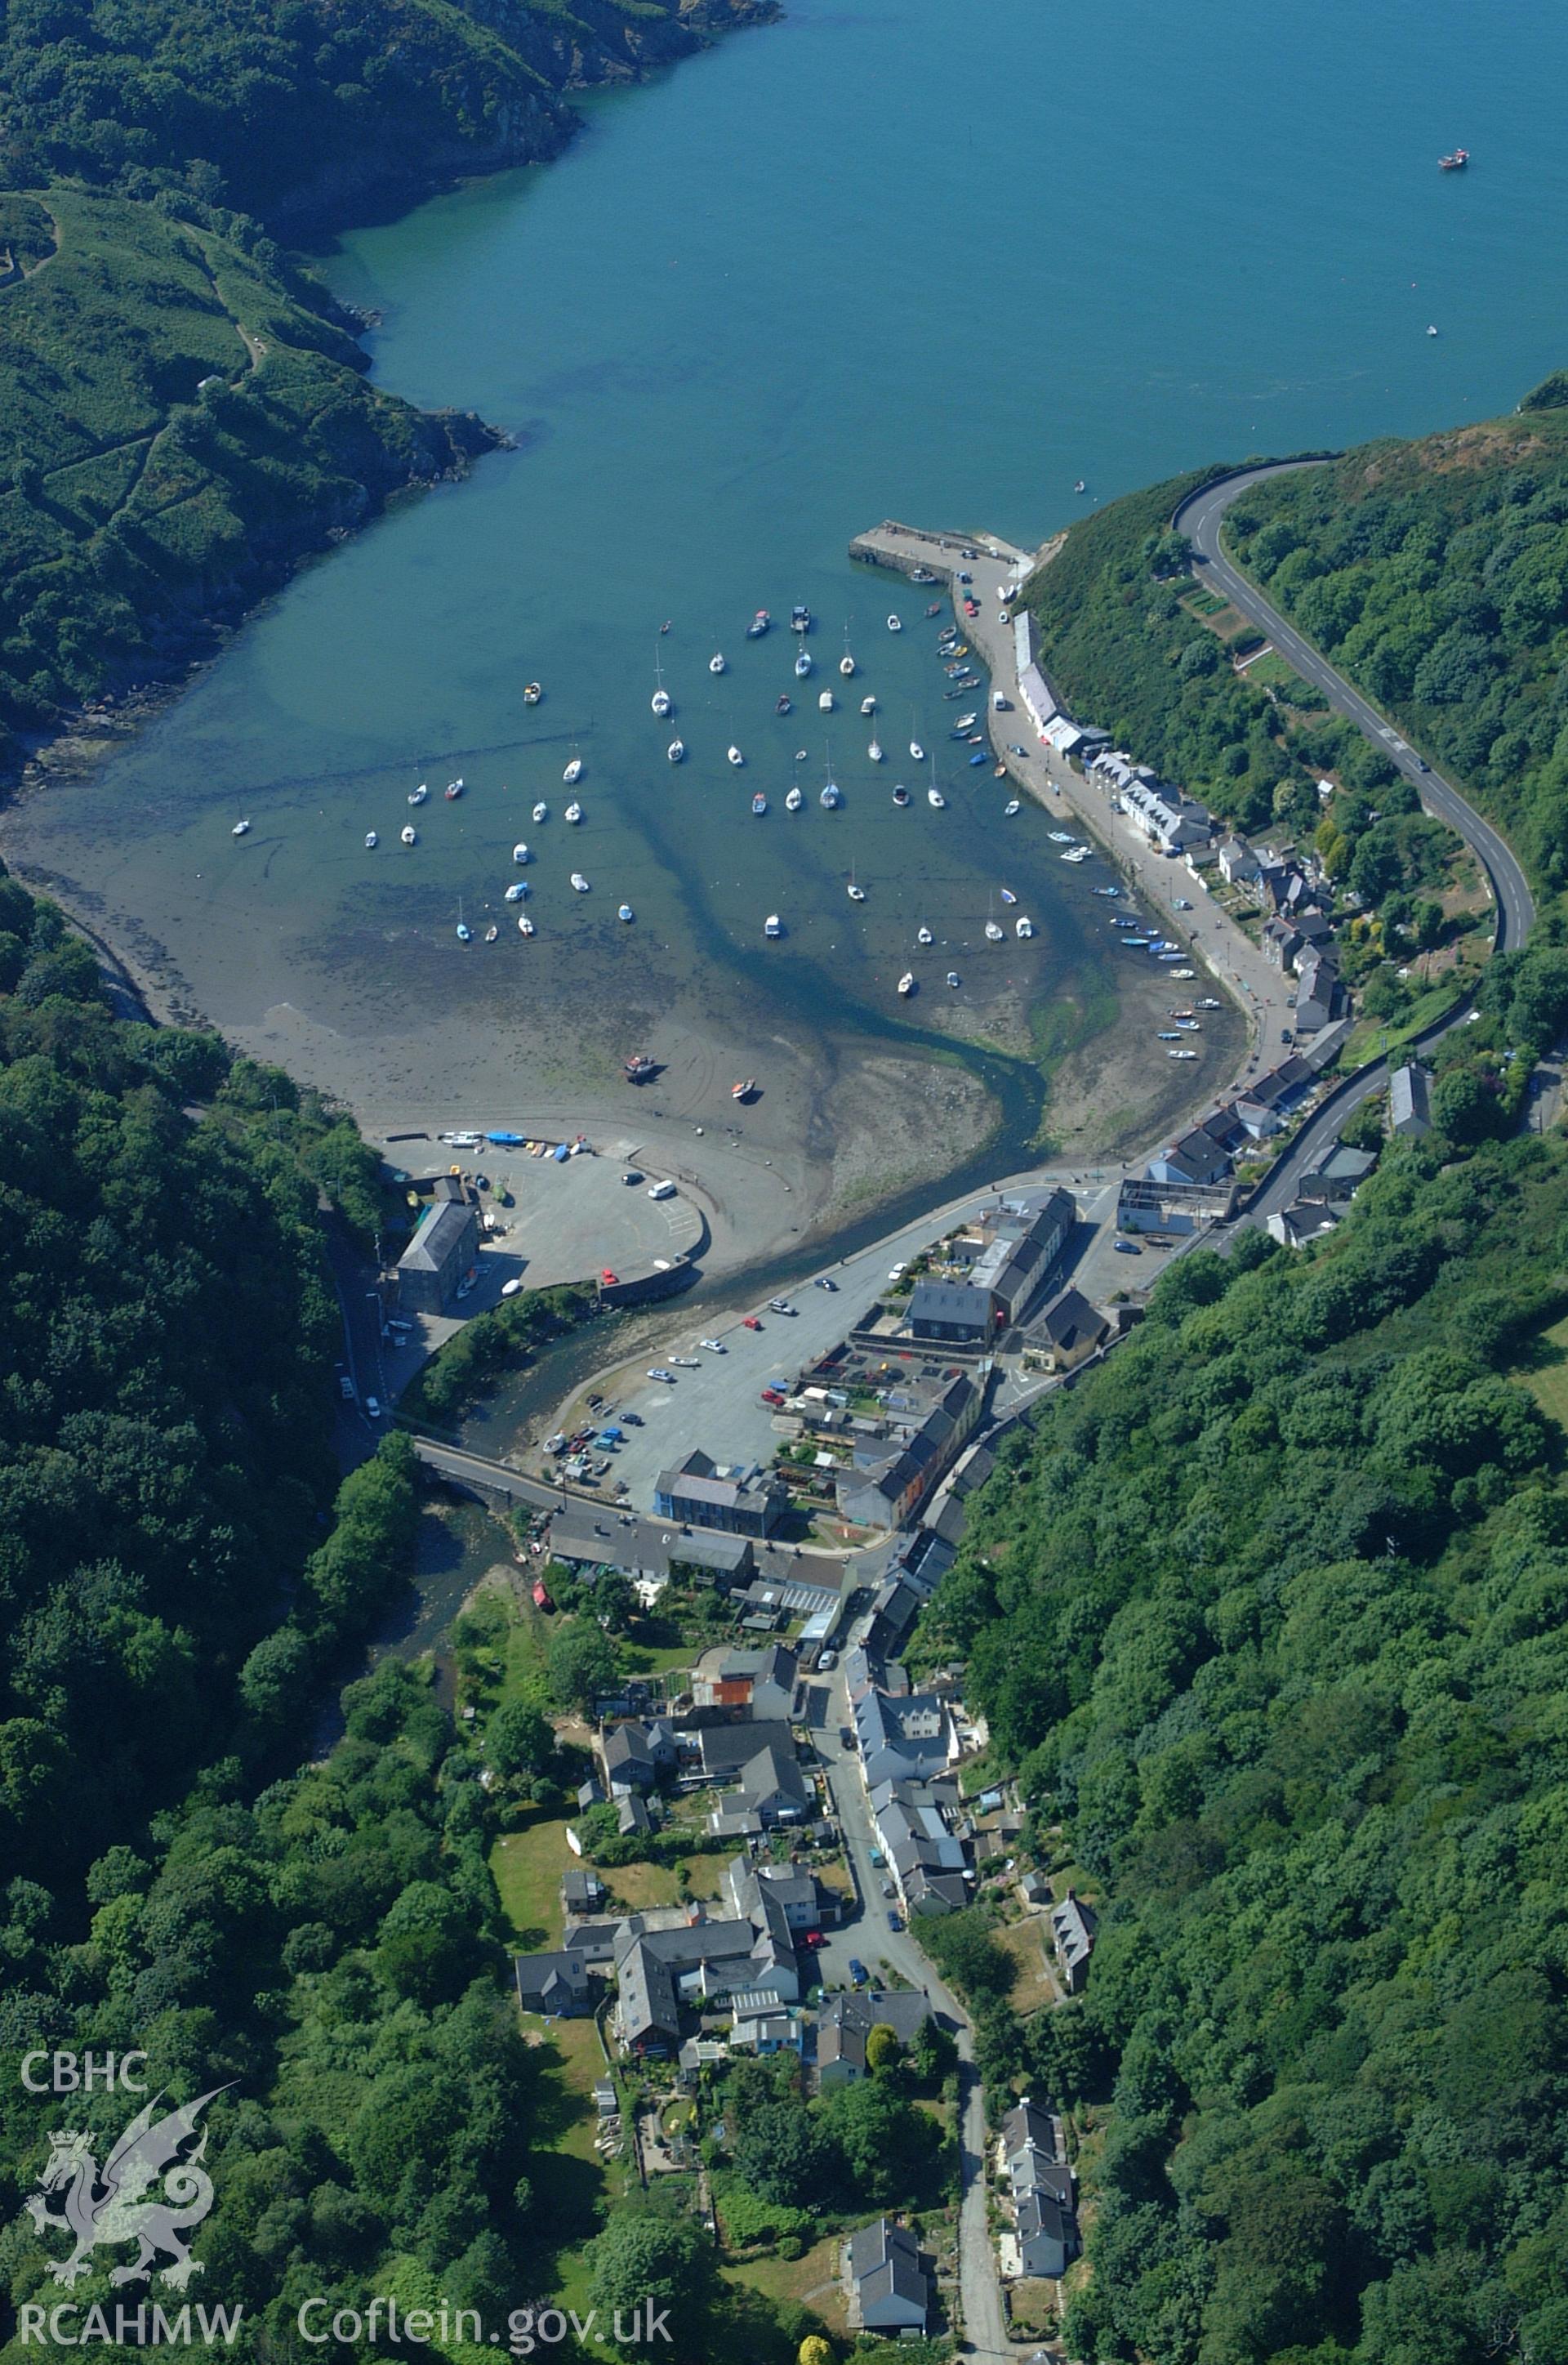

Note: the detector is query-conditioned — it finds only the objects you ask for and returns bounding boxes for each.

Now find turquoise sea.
[10,0,1568,1190]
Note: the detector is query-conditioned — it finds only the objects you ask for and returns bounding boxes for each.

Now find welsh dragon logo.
[25,2086,229,2290]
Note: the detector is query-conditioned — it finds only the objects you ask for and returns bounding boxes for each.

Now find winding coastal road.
[1174,463,1535,954]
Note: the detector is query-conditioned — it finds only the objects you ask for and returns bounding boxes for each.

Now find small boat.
[733,1078,755,1101]
[565,801,583,823]
[231,819,251,837]
[619,904,635,923]
[747,609,771,638]
[364,830,377,849]
[848,881,866,903]
[563,756,582,784]
[861,694,877,716]
[969,752,987,766]
[400,825,417,846]
[924,602,942,618]
[911,567,936,584]
[408,783,428,805]
[819,689,835,712]
[513,841,530,863]
[751,791,768,815]
[483,925,499,943]
[710,651,728,675]
[1000,887,1017,905]
[956,712,978,730]
[928,787,946,809]
[910,739,924,760]
[1073,479,1086,495]
[523,682,542,704]
[821,781,843,809]
[1048,831,1074,843]
[505,881,529,903]
[518,914,536,936]
[456,908,471,943]
[1004,800,1021,816]
[795,747,808,760]
[1427,323,1439,337]
[840,649,857,679]
[444,777,464,800]
[985,921,1004,942]
[897,972,915,997]
[886,614,902,633]
[1439,147,1468,170]
[786,785,804,811]
[660,620,671,636]
[892,785,911,807]
[570,872,590,893]
[869,739,884,762]
[795,648,813,678]
[1015,916,1035,939]
[533,801,549,823]
[728,744,745,767]
[776,694,793,715]
[652,684,672,717]
[791,605,811,632]
[764,913,782,938]
[946,971,960,988]
[917,926,933,946]
[667,739,684,763]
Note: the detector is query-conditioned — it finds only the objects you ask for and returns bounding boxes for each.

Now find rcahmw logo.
[18,2068,241,2344]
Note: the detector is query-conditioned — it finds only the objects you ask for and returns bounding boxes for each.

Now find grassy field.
[1521,1311,1568,1432]
[492,1809,577,1947]
[519,2010,622,2325]
[991,1918,1057,2014]
[722,2231,848,2329]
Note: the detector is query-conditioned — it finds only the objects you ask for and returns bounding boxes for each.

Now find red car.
[803,1930,826,1949]
[600,1268,620,1285]
[760,1387,786,1408]
[742,1315,762,1331]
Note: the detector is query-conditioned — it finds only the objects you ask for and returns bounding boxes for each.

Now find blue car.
[849,1958,869,1988]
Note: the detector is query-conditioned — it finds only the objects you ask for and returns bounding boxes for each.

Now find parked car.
[742,1315,762,1331]
[849,1958,870,1988]
[887,1910,903,1932]
[364,1396,381,1419]
[814,1275,838,1292]
[760,1387,786,1408]
[338,1376,354,1401]
[1113,1237,1142,1255]
[698,1337,726,1354]
[622,1169,644,1185]
[887,1262,907,1283]
[880,1880,895,1899]
[648,1179,677,1201]
[1008,743,1030,758]
[768,1297,795,1314]
[647,1368,676,1384]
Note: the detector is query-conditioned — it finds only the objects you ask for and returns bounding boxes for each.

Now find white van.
[648,1179,676,1201]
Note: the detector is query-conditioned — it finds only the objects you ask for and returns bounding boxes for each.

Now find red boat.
[732,1078,756,1102]
[1439,148,1469,171]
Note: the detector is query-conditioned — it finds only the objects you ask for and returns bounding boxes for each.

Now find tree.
[734,2100,829,2205]
[864,2024,902,2075]
[486,1698,555,1781]
[798,2340,833,2365]
[822,2078,942,2208]
[546,1622,618,1713]
[588,2213,716,2332]
[592,1571,636,1629]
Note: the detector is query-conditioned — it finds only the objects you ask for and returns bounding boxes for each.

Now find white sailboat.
[533,801,549,823]
[1016,915,1036,938]
[917,926,933,945]
[231,819,251,837]
[728,744,745,767]
[364,830,377,849]
[456,901,471,943]
[652,654,673,718]
[710,649,727,674]
[839,627,857,679]
[518,913,536,936]
[400,824,417,846]
[786,785,804,812]
[513,841,530,863]
[897,972,915,996]
[860,694,877,716]
[570,872,590,893]
[868,739,884,762]
[563,754,583,784]
[667,739,685,763]
[764,913,783,938]
[565,801,583,823]
[818,689,835,712]
[408,783,428,806]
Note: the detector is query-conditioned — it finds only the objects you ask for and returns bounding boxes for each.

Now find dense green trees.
[929,1127,1568,2363]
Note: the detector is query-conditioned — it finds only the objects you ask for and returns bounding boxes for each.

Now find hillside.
[0,0,772,770]
[924,1113,1568,2364]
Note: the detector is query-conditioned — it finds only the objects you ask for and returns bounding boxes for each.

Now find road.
[810,1684,1010,2362]
[1175,464,1535,956]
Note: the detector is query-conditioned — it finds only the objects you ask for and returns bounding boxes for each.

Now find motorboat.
[860,694,877,716]
[747,609,771,638]
[751,791,768,815]
[1427,323,1439,337]
[946,971,960,988]
[563,756,582,784]
[1439,147,1468,170]
[523,682,542,703]
[910,738,924,760]
[887,614,902,633]
[1073,480,1086,496]
[483,925,498,944]
[777,694,793,715]
[1004,800,1021,816]
[868,739,884,762]
[710,651,727,674]
[400,825,417,846]
[985,921,1004,942]
[928,787,946,809]
[513,841,530,863]
[444,777,463,800]
[518,914,536,936]
[534,802,549,823]
[820,781,843,809]
[733,1078,756,1101]
[897,972,914,996]
[570,872,590,893]
[925,602,942,617]
[995,764,1009,779]
[969,752,987,766]
[786,785,804,811]
[911,567,936,584]
[231,819,251,837]
[1048,830,1074,843]
[848,881,866,903]
[565,801,583,823]
[408,783,428,805]
[618,904,635,923]
[892,785,911,807]
[916,926,933,945]
[1000,888,1017,904]
[364,831,377,849]
[1015,916,1035,939]
[840,649,857,679]
[764,913,782,938]
[667,739,684,763]
[505,881,529,903]
[795,747,808,761]
[795,648,813,678]
[818,689,835,712]
[956,712,978,730]
[728,744,745,766]
[791,605,811,632]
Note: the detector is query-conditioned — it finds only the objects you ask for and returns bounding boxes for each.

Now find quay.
[849,519,1033,582]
